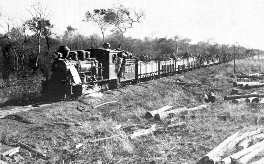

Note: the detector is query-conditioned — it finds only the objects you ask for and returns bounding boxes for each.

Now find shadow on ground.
[0,94,61,108]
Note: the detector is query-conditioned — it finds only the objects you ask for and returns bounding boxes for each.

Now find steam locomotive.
[42,44,222,99]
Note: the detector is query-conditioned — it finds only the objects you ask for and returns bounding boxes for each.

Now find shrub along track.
[0,61,263,164]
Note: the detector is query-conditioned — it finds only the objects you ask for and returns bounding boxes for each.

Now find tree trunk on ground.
[236,73,264,79]
[130,124,156,139]
[157,122,187,132]
[0,144,20,157]
[197,128,264,164]
[224,94,264,100]
[233,81,264,89]
[130,122,187,139]
[222,139,264,164]
[154,107,187,121]
[145,105,173,119]
[154,104,208,121]
[93,101,118,109]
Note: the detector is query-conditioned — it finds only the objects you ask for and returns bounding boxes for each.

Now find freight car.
[42,44,222,99]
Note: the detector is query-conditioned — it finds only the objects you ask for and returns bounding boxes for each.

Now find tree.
[107,5,144,42]
[24,1,53,68]
[84,9,113,42]
[84,5,144,44]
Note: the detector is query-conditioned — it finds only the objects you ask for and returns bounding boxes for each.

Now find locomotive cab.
[89,48,120,80]
[89,48,124,89]
[89,47,136,87]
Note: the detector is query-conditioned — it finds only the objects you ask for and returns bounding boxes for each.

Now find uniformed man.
[57,46,70,59]
[116,51,128,78]
[102,42,111,49]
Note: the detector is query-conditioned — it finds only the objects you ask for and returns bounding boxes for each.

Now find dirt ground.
[0,60,263,164]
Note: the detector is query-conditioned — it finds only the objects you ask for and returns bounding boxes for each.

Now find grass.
[1,59,264,163]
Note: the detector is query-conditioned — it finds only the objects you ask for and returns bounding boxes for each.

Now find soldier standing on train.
[116,51,127,78]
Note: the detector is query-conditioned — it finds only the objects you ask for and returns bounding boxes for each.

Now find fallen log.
[167,122,187,130]
[154,107,187,121]
[236,73,264,79]
[145,105,173,119]
[93,101,118,109]
[154,122,187,134]
[197,131,241,164]
[154,104,208,121]
[0,144,20,157]
[81,124,159,144]
[197,128,264,164]
[221,139,264,164]
[224,94,264,100]
[130,124,156,139]
[232,98,246,104]
[233,81,264,89]
[162,122,187,132]
[87,134,121,143]
[237,132,264,149]
[238,142,264,164]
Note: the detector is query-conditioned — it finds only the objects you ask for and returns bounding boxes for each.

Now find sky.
[0,0,264,49]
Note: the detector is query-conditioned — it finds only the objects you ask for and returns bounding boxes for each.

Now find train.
[41,44,224,99]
